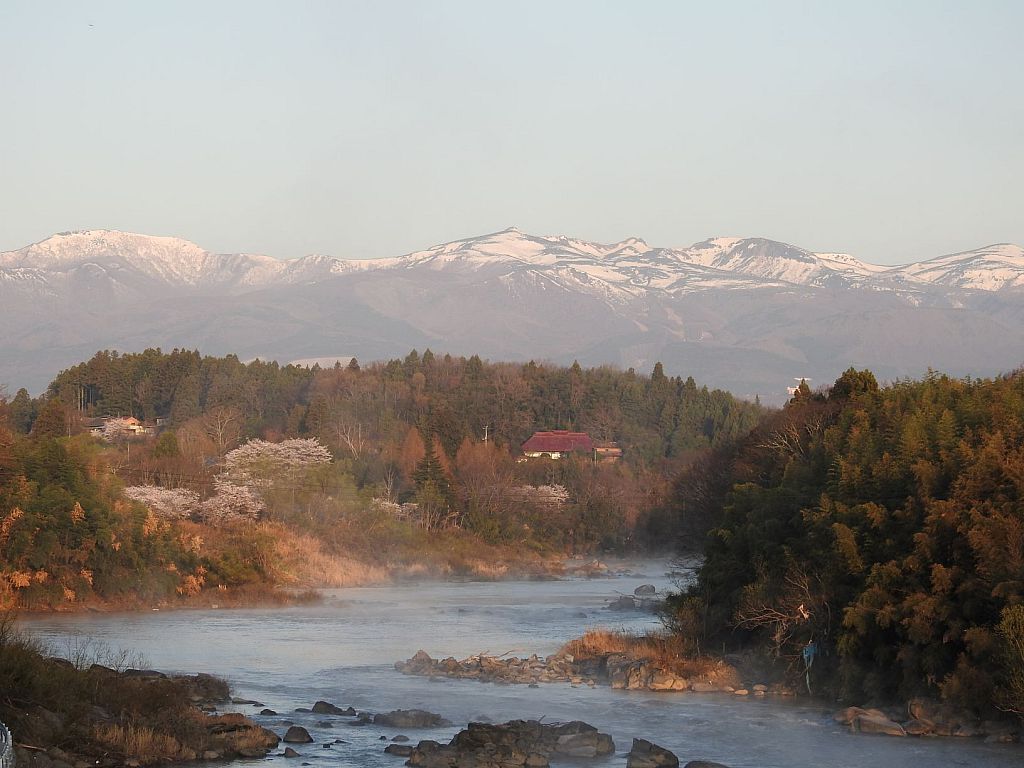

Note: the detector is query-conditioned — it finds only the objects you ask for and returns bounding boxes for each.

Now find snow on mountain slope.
[393,227,624,270]
[383,228,788,299]
[0,230,281,289]
[2,228,1022,302]
[897,244,1024,291]
[2,226,1024,398]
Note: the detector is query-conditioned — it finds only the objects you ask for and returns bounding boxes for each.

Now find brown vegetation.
[561,628,727,682]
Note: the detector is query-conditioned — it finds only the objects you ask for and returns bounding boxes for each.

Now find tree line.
[12,349,764,545]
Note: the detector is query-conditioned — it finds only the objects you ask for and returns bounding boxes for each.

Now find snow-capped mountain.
[898,244,1024,291]
[1,228,1022,399]
[0,230,386,294]
[4,227,1021,296]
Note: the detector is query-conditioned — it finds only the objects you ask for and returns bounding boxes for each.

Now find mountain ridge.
[4,227,1022,294]
[2,228,1023,399]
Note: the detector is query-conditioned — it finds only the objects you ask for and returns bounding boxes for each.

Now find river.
[18,561,1023,768]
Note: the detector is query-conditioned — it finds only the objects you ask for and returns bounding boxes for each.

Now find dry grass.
[268,524,390,587]
[561,628,730,681]
[93,723,190,764]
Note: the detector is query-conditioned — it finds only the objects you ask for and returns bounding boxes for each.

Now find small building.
[84,418,106,437]
[594,441,623,462]
[521,430,595,460]
[91,416,156,438]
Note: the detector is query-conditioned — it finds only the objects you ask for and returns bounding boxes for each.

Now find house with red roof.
[520,430,595,460]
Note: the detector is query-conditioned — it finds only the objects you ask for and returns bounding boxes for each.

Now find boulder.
[902,719,934,736]
[554,731,615,758]
[627,738,679,768]
[283,726,314,744]
[397,650,436,675]
[373,709,450,728]
[634,584,658,596]
[404,719,613,768]
[123,668,167,679]
[832,706,868,725]
[648,670,688,692]
[384,744,414,757]
[690,682,718,693]
[627,663,652,690]
[312,700,354,715]
[953,722,984,738]
[283,748,300,758]
[608,595,639,611]
[852,713,906,737]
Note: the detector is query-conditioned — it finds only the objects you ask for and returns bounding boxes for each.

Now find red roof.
[521,430,594,454]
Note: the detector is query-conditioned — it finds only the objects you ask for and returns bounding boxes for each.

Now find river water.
[18,561,1023,768]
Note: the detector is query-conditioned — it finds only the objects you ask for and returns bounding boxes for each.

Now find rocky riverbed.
[379,718,726,768]
[395,649,793,697]
[396,649,1021,745]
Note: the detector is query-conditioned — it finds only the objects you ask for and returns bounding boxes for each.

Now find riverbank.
[10,536,635,615]
[0,617,279,768]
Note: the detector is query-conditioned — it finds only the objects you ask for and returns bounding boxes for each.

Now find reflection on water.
[19,561,1024,768]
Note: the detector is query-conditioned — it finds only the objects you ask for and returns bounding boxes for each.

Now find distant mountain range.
[3,228,1023,401]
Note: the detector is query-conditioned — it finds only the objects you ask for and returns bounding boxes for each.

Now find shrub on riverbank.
[560,628,724,682]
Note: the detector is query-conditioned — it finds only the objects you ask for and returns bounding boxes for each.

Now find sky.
[1,0,1022,265]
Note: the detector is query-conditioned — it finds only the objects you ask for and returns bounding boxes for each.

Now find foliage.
[0,425,199,609]
[672,367,1024,715]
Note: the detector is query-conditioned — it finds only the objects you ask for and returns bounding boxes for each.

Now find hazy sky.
[2,1,1021,264]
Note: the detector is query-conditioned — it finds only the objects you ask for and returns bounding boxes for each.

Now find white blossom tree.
[197,476,265,524]
[221,437,333,491]
[123,485,200,520]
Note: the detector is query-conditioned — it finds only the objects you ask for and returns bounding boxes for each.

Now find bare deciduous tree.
[201,405,243,455]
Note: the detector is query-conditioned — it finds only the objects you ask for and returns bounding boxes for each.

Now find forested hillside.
[40,348,760,463]
[1,349,765,609]
[666,368,1024,716]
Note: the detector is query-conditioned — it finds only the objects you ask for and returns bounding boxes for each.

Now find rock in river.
[283,726,314,743]
[402,719,614,768]
[627,738,679,768]
[373,709,451,728]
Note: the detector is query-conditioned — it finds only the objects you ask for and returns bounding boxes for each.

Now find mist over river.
[18,561,1023,768]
